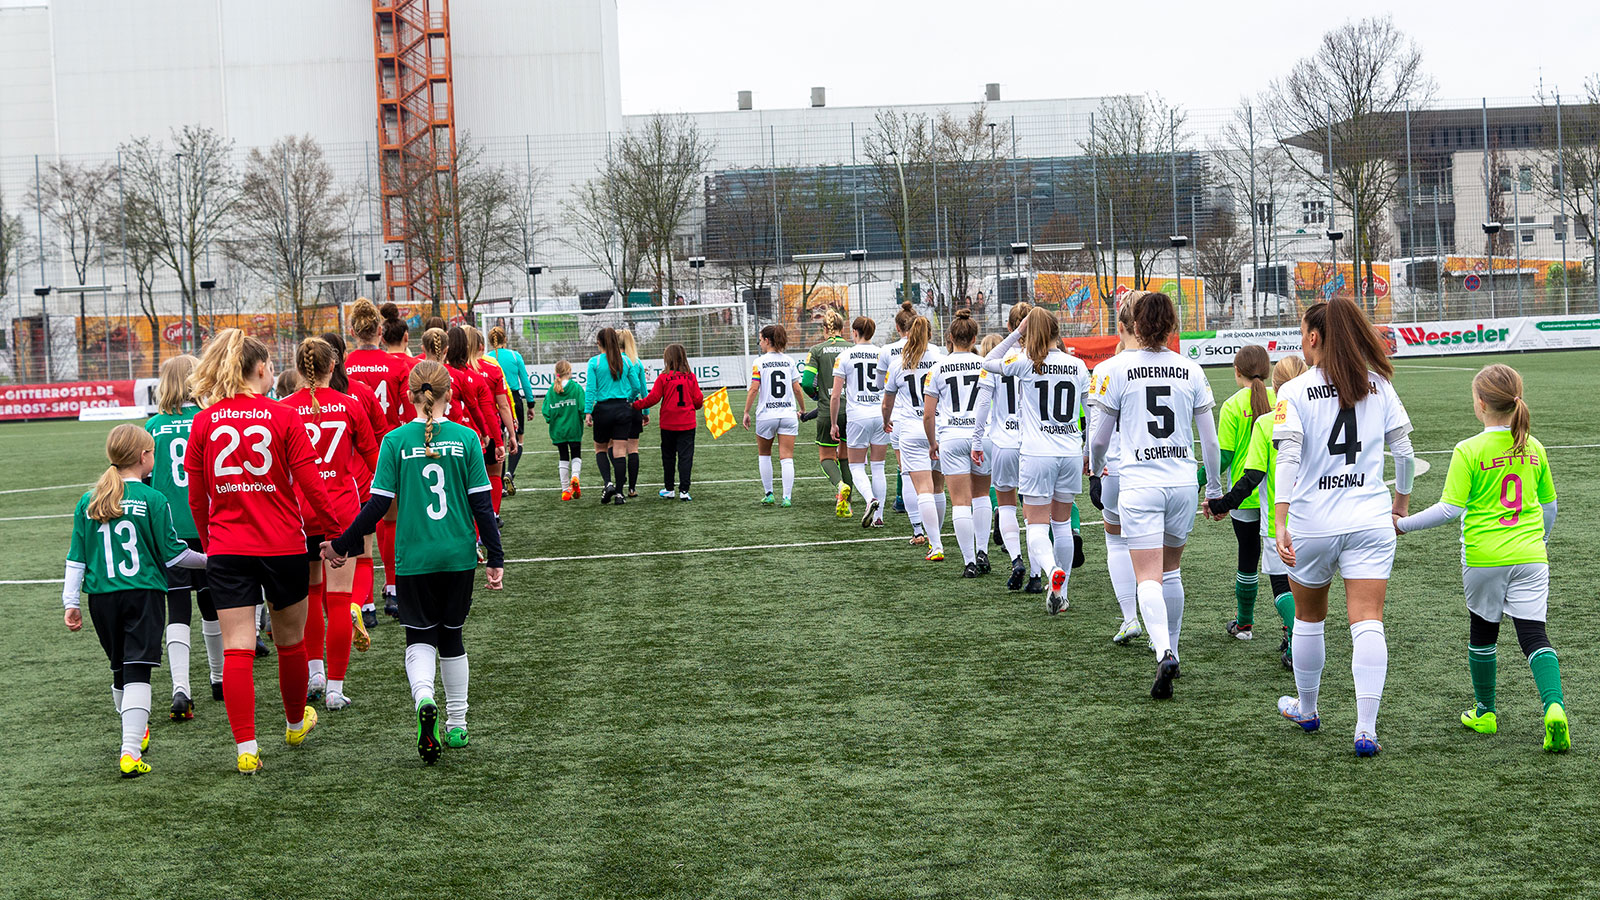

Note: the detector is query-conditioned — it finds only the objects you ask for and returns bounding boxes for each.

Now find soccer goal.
[477,301,753,395]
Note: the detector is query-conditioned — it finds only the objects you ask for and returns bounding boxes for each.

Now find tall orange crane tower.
[372,0,462,312]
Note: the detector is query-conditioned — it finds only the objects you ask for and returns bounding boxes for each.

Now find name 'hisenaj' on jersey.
[1276,369,1411,537]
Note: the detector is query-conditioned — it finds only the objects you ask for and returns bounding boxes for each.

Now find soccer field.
[2,350,1597,899]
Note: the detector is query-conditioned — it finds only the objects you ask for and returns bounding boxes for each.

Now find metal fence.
[4,93,1599,383]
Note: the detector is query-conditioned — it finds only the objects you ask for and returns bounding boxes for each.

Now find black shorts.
[88,589,165,672]
[304,533,326,564]
[163,537,208,591]
[591,399,633,444]
[816,406,846,447]
[483,438,498,469]
[396,569,475,631]
[208,554,309,612]
[512,395,526,436]
[628,407,645,440]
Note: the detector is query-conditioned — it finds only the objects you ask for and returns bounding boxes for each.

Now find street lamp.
[686,257,706,306]
[524,263,544,312]
[848,249,866,315]
[887,148,913,307]
[32,285,53,381]
[1482,222,1503,314]
[1010,242,1030,305]
[1169,235,1189,311]
[199,278,216,345]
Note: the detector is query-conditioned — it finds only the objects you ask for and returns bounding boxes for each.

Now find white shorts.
[1099,473,1121,526]
[845,417,888,450]
[1261,535,1288,576]
[755,414,799,440]
[1119,485,1198,551]
[1230,507,1261,524]
[989,444,1021,491]
[938,436,988,477]
[898,435,936,473]
[1463,563,1549,623]
[1019,454,1082,504]
[1288,527,1396,588]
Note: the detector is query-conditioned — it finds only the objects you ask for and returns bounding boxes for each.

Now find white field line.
[0,513,73,522]
[0,482,95,495]
[1393,364,1480,371]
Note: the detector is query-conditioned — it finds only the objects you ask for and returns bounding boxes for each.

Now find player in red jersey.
[320,330,386,625]
[344,299,413,431]
[378,304,418,618]
[468,325,519,515]
[286,338,379,711]
[183,329,339,774]
[420,327,494,442]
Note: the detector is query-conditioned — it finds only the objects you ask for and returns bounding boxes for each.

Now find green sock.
[1235,572,1259,627]
[1070,504,1080,531]
[820,458,841,488]
[1274,592,1295,631]
[838,458,854,491]
[1467,643,1498,712]
[1528,647,1565,711]
[989,486,999,505]
[895,473,903,502]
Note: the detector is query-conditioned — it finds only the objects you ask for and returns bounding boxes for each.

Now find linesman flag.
[703,387,736,438]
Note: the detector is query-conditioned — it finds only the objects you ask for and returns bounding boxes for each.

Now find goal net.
[476,302,753,395]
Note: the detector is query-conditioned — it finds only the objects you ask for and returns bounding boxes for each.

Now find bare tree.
[453,137,532,311]
[864,109,936,304]
[561,169,646,302]
[777,168,853,325]
[1191,208,1252,325]
[611,114,715,305]
[1532,77,1600,275]
[932,107,1011,305]
[119,126,239,347]
[102,191,167,375]
[28,161,117,359]
[228,135,347,337]
[1075,94,1189,310]
[0,190,22,305]
[1264,15,1435,315]
[388,146,462,317]
[704,168,777,303]
[1209,99,1298,322]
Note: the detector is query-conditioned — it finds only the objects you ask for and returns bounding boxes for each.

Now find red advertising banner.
[1061,333,1179,371]
[0,380,137,421]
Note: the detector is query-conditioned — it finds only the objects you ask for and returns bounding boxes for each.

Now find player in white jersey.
[922,310,994,577]
[832,315,890,527]
[1087,300,1143,645]
[970,302,1033,590]
[985,307,1089,612]
[1088,291,1222,700]
[882,315,946,559]
[878,302,927,542]
[1270,297,1414,757]
[742,324,807,507]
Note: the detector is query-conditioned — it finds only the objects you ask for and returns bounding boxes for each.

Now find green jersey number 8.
[170,438,188,488]
[423,463,449,520]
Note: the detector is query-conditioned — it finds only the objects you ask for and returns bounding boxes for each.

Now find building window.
[1520,215,1535,244]
[1256,201,1274,226]
[1301,200,1326,225]
[1518,166,1534,192]
[1555,214,1567,242]
[1497,166,1512,193]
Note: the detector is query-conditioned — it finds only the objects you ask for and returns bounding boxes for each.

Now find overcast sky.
[617,1,1597,115]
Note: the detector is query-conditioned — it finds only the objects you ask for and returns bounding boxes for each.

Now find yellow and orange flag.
[703,387,736,438]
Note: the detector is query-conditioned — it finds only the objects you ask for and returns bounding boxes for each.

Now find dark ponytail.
[1234,344,1272,420]
[1132,292,1176,350]
[1303,297,1392,409]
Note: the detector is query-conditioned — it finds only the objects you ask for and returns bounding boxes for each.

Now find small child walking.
[63,424,207,777]
[541,359,586,500]
[634,343,704,500]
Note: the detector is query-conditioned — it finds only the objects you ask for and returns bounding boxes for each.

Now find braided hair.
[409,360,451,458]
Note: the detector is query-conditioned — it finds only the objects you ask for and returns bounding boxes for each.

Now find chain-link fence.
[4,93,1599,384]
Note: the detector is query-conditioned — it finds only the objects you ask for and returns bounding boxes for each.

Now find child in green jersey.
[1214,345,1276,641]
[324,361,504,764]
[1397,364,1567,752]
[63,424,207,777]
[542,359,586,499]
[1207,355,1307,670]
[143,354,223,717]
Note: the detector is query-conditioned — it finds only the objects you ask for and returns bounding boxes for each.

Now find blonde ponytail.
[1474,364,1531,454]
[189,329,269,407]
[88,425,153,523]
[155,354,198,415]
[902,317,931,370]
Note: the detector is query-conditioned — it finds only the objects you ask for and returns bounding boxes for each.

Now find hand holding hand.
[1276,529,1296,568]
[320,541,347,568]
[486,567,504,590]
[1392,513,1404,535]
[64,608,82,631]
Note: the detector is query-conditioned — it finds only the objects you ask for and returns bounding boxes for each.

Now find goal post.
[477,302,753,396]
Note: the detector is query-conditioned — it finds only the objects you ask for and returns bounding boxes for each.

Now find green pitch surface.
[2,351,1597,899]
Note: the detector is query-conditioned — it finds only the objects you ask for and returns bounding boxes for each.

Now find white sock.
[201,619,224,683]
[558,459,571,485]
[850,462,872,504]
[327,678,344,698]
[238,739,259,756]
[1162,569,1184,660]
[780,457,794,500]
[952,506,975,564]
[570,456,582,480]
[972,496,993,552]
[1104,531,1138,627]
[112,686,124,714]
[918,494,943,551]
[758,455,774,496]
[1025,522,1054,576]
[998,505,1021,560]
[441,652,470,728]
[903,480,924,530]
[869,461,887,518]
[308,658,326,680]
[1139,580,1171,658]
[165,622,191,696]
[121,682,151,758]
[1350,620,1388,736]
[405,642,439,705]
[1051,519,1073,574]
[934,493,947,532]
[1292,619,1326,716]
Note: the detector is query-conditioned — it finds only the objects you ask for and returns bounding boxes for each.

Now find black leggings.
[661,428,696,492]
[1232,516,1262,573]
[555,441,581,461]
[166,539,216,626]
[1269,573,1291,599]
[405,624,466,657]
[1469,612,1554,657]
[507,396,527,477]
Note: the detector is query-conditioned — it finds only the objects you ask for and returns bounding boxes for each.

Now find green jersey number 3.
[424,463,449,520]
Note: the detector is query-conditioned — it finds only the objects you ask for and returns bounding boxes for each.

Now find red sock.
[303,581,326,662]
[490,473,503,514]
[354,557,374,611]
[222,648,257,745]
[325,590,356,680]
[276,640,309,725]
[377,520,396,591]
